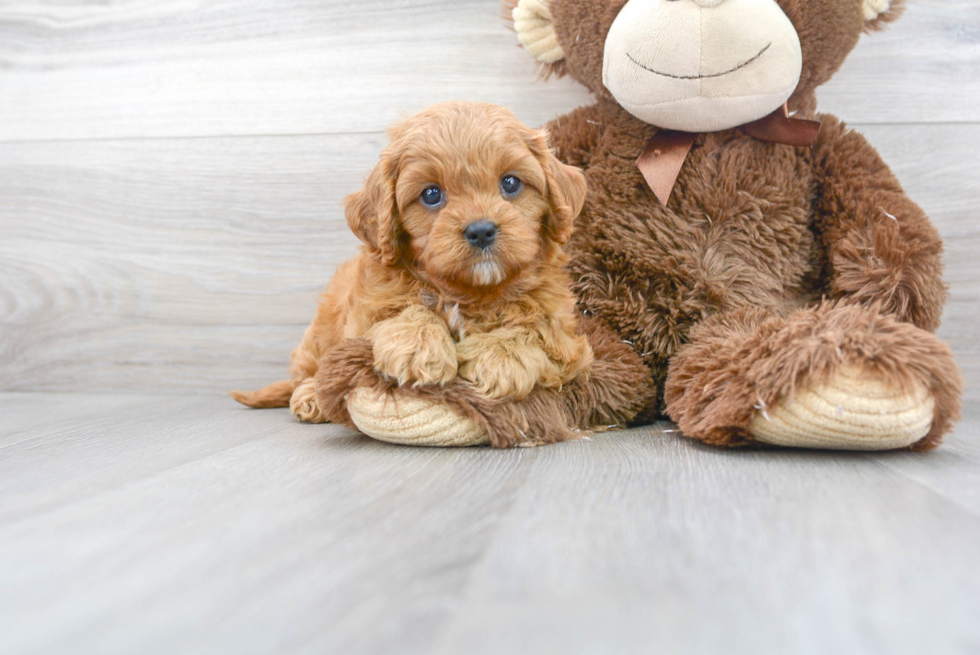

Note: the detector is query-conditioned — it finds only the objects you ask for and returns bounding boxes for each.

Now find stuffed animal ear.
[343,151,401,266]
[510,0,565,64]
[863,0,905,32]
[525,128,587,246]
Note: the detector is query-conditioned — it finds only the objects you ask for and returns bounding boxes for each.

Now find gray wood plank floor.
[1,393,978,655]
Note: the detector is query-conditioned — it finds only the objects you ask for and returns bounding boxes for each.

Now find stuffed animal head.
[509,0,904,131]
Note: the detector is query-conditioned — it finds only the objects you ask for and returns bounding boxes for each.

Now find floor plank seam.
[870,455,980,520]
[0,420,303,529]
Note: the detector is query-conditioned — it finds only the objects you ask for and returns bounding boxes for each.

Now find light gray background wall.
[1,0,977,399]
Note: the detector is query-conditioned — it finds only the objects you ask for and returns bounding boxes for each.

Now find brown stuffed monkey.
[321,0,962,450]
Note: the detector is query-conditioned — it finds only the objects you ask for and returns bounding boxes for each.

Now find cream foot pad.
[749,364,935,450]
[346,387,490,447]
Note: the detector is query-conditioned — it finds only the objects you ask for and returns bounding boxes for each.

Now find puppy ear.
[526,128,587,246]
[863,0,904,32]
[344,149,401,266]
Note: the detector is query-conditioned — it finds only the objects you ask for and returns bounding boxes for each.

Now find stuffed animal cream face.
[600,0,803,131]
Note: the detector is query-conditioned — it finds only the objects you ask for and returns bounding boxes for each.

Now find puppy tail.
[229,379,293,409]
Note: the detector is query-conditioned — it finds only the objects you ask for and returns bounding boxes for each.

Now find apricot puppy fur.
[232,101,592,422]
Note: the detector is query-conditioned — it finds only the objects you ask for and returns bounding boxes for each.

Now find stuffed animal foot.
[315,319,656,448]
[665,303,962,451]
[748,363,934,450]
[346,387,490,446]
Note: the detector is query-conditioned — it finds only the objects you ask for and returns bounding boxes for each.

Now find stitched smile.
[626,43,771,80]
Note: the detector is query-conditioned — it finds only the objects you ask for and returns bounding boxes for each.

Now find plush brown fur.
[339,0,956,449]
[232,101,596,426]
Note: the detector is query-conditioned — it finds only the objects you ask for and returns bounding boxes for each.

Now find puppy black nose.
[464,220,498,250]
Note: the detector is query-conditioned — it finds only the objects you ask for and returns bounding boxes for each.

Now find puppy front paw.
[371,307,457,387]
[456,331,556,400]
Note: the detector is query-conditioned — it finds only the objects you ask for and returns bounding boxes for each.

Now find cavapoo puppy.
[232,101,592,423]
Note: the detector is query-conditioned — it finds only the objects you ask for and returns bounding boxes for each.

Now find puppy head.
[344,101,586,293]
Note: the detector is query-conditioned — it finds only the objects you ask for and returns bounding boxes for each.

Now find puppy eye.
[500,175,523,198]
[420,185,444,208]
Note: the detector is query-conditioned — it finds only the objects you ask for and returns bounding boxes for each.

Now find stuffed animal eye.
[500,175,523,198]
[420,185,444,208]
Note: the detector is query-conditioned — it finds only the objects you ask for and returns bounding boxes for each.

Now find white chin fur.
[472,260,505,286]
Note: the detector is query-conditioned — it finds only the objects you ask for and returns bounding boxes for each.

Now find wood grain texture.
[1,125,976,398]
[0,134,373,392]
[0,392,160,446]
[817,0,980,123]
[0,0,592,141]
[0,0,976,142]
[0,395,977,654]
[0,0,977,398]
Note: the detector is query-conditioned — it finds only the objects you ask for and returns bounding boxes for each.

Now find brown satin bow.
[636,103,822,205]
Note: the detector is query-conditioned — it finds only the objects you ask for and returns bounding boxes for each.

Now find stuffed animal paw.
[346,387,491,447]
[749,363,936,450]
[665,304,962,451]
